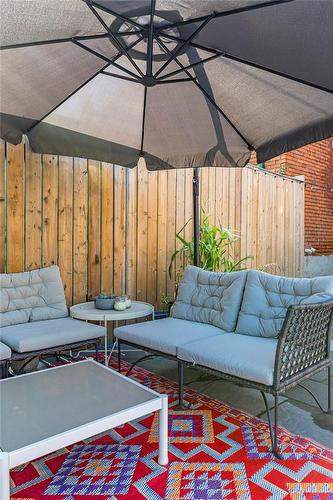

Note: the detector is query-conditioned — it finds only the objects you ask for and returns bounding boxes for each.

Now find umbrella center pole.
[193,167,200,267]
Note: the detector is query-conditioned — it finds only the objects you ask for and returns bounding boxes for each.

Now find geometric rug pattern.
[10,358,333,499]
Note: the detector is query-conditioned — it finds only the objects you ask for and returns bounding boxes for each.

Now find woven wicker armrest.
[274,299,333,391]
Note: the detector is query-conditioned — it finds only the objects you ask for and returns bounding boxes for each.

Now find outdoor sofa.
[115,266,333,458]
[0,266,104,375]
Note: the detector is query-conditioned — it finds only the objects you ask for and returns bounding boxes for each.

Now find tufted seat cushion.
[0,266,68,327]
[178,333,278,386]
[0,341,11,361]
[236,270,333,339]
[0,318,104,353]
[115,317,225,356]
[172,266,248,332]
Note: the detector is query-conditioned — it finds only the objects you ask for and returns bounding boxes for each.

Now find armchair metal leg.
[260,391,283,460]
[272,393,283,460]
[95,342,99,363]
[178,361,184,408]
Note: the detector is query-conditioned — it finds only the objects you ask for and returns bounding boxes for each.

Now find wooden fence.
[0,140,304,307]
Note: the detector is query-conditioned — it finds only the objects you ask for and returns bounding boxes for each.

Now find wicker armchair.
[262,299,333,457]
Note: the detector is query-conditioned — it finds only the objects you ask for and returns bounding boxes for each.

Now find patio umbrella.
[1,0,333,265]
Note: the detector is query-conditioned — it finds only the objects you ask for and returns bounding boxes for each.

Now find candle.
[114,300,127,311]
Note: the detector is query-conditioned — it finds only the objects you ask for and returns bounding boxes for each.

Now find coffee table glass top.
[0,361,158,453]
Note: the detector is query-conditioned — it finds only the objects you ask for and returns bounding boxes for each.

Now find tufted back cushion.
[236,270,333,338]
[0,266,68,327]
[172,266,248,332]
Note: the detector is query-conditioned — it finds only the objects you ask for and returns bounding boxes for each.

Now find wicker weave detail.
[276,300,333,387]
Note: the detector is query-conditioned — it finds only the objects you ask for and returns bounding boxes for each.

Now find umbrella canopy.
[1,0,333,171]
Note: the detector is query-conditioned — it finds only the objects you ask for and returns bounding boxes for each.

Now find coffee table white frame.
[0,360,168,500]
[70,301,154,366]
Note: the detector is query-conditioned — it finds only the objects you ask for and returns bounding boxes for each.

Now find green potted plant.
[168,214,253,289]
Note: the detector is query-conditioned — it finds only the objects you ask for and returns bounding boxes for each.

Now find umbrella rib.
[100,71,140,83]
[140,86,148,156]
[73,40,141,79]
[88,0,145,30]
[72,39,113,63]
[85,1,145,78]
[154,14,214,79]
[159,33,333,95]
[158,78,196,84]
[0,33,125,51]
[156,0,295,32]
[156,53,221,81]
[155,35,252,149]
[26,37,143,134]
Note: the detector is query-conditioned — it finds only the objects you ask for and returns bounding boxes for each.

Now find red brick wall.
[250,138,333,255]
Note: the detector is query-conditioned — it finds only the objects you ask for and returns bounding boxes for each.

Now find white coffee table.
[0,360,168,499]
[70,301,154,366]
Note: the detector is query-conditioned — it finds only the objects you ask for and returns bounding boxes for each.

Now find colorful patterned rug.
[10,359,333,499]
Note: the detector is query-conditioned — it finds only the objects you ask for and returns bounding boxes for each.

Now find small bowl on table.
[94,294,116,310]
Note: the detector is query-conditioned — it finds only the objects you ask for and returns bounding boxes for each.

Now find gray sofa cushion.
[0,341,11,360]
[115,317,225,356]
[178,333,278,386]
[0,265,68,327]
[236,270,333,339]
[172,266,248,332]
[0,318,104,353]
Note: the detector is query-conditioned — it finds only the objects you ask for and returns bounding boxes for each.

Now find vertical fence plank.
[208,168,216,224]
[184,169,193,248]
[25,148,42,271]
[175,169,185,282]
[42,154,58,267]
[245,167,255,267]
[284,179,291,275]
[87,160,101,299]
[126,166,137,299]
[101,163,114,294]
[299,182,305,276]
[113,165,126,296]
[240,167,249,262]
[215,167,223,226]
[58,157,74,304]
[251,169,259,269]
[275,176,285,274]
[0,141,5,272]
[73,158,88,304]
[157,170,167,309]
[137,158,148,301]
[147,170,158,306]
[234,168,242,262]
[166,169,176,300]
[221,168,229,227]
[6,143,24,272]
[228,168,236,261]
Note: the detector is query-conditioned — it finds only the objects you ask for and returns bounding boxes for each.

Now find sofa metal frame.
[117,300,333,459]
[6,339,101,376]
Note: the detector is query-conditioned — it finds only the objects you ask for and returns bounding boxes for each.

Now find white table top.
[70,300,154,321]
[0,361,161,453]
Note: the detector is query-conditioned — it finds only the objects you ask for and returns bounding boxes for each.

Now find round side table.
[70,301,154,366]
